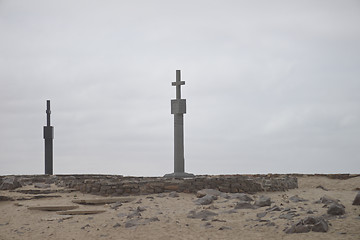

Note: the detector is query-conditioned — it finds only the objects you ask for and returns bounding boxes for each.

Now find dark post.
[43,100,54,175]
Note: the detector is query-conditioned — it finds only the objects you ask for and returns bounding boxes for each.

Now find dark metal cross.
[172,70,185,99]
[46,100,51,126]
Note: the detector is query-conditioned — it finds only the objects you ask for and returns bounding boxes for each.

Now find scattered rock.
[316,185,328,191]
[285,216,329,234]
[279,212,299,220]
[265,221,276,227]
[15,189,56,194]
[218,226,232,230]
[0,177,22,190]
[289,195,308,202]
[0,196,14,201]
[73,197,135,205]
[109,202,122,210]
[317,195,338,205]
[187,210,218,220]
[254,196,271,207]
[222,209,238,214]
[57,210,106,215]
[81,224,91,229]
[203,222,213,228]
[266,205,281,211]
[28,206,79,211]
[212,219,226,222]
[352,192,360,206]
[168,192,179,198]
[144,217,160,223]
[41,216,73,222]
[156,193,166,198]
[112,223,121,228]
[127,210,142,219]
[312,219,329,232]
[227,193,253,202]
[327,203,345,215]
[125,220,139,228]
[136,206,146,212]
[234,201,255,209]
[285,224,311,234]
[196,189,221,198]
[34,183,51,189]
[116,213,127,218]
[195,195,217,205]
[256,212,267,218]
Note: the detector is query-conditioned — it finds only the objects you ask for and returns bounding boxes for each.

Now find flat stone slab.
[57,210,106,215]
[72,197,135,205]
[28,206,79,211]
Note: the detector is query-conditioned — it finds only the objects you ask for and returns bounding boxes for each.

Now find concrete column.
[174,113,184,173]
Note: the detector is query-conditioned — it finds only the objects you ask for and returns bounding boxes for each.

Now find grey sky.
[1,0,359,176]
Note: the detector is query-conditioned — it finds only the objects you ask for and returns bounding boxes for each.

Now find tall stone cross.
[164,70,194,178]
[43,100,54,175]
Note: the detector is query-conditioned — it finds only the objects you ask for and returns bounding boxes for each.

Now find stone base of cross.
[164,172,195,178]
[164,70,194,178]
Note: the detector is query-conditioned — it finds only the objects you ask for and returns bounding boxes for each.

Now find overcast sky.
[1,0,359,176]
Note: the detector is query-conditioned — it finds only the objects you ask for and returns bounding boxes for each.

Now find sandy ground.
[0,176,359,240]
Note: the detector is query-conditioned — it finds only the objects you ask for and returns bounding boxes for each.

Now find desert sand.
[0,175,359,240]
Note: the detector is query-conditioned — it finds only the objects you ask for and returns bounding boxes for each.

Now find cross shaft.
[172,70,185,99]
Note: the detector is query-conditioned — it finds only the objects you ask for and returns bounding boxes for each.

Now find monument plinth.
[164,70,194,178]
[43,100,54,175]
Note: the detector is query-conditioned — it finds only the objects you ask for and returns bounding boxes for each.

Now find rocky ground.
[0,175,359,240]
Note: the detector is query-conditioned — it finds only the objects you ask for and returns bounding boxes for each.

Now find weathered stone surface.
[327,203,345,215]
[234,201,255,209]
[28,205,79,211]
[352,192,360,205]
[285,224,311,234]
[0,196,13,201]
[316,185,328,191]
[254,196,271,207]
[303,216,319,225]
[227,193,253,202]
[318,195,338,205]
[0,174,299,197]
[34,183,51,189]
[195,195,217,205]
[256,212,267,218]
[73,197,135,205]
[187,210,218,220]
[0,177,21,190]
[311,219,329,232]
[109,202,122,210]
[266,205,281,211]
[196,189,222,198]
[57,210,106,215]
[279,212,299,220]
[289,195,308,202]
[285,216,328,234]
[168,192,179,198]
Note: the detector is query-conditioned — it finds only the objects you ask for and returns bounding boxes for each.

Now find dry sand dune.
[1,175,359,240]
